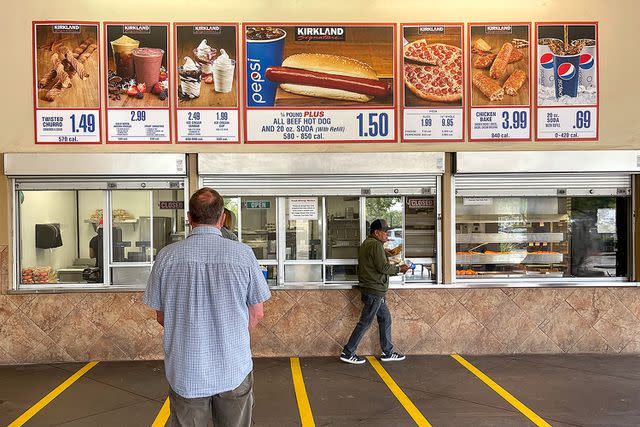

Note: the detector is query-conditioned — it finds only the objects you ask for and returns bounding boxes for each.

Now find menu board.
[401,24,464,142]
[243,24,396,143]
[33,21,101,143]
[104,23,171,143]
[174,23,239,143]
[468,23,532,141]
[535,22,598,140]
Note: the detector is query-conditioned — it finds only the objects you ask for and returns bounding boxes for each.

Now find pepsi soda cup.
[553,53,580,97]
[537,38,562,88]
[246,27,286,107]
[574,39,596,89]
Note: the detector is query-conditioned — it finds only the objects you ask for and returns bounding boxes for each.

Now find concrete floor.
[1,354,640,426]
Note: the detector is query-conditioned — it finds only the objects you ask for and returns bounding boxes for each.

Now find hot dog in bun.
[265,53,391,102]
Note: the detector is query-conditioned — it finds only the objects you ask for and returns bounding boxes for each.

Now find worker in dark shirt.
[89,219,104,281]
[340,219,409,365]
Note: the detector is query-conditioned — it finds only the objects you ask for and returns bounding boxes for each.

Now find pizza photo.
[402,26,463,107]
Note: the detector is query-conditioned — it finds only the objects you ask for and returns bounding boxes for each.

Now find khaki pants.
[169,372,254,427]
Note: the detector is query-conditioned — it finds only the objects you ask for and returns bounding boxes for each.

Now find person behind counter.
[221,207,238,241]
[88,218,104,281]
[340,218,409,365]
[144,188,271,427]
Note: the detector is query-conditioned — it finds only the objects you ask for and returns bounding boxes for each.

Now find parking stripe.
[290,357,316,427]
[151,397,170,427]
[367,356,432,427]
[7,361,99,427]
[452,354,551,427]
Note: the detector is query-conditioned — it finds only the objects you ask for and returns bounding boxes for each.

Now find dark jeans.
[169,371,254,427]
[343,292,393,356]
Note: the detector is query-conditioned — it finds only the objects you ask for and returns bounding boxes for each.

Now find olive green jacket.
[357,236,400,297]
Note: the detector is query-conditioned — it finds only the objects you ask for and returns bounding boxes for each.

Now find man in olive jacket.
[340,219,409,365]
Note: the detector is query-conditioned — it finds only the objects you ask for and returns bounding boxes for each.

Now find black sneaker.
[339,352,366,365]
[380,352,406,362]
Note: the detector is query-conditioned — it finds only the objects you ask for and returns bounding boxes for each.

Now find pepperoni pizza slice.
[404,63,463,103]
[404,41,462,67]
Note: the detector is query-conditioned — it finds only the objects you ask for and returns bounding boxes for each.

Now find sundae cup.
[193,39,217,75]
[212,49,235,93]
[110,35,140,80]
[178,57,202,99]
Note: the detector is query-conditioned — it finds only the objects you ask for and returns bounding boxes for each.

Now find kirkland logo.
[418,26,445,34]
[485,25,513,34]
[295,26,345,41]
[124,25,151,34]
[193,26,222,34]
[52,25,81,33]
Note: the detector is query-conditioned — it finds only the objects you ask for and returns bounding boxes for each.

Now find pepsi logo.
[579,53,594,69]
[540,53,554,69]
[557,62,576,80]
[251,71,261,80]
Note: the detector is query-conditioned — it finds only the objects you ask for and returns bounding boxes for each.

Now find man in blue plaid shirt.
[144,187,271,427]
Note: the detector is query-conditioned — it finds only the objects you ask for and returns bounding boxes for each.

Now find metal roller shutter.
[455,173,631,197]
[201,174,438,196]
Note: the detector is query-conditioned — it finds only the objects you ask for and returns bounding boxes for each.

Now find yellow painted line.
[8,361,99,427]
[290,357,316,427]
[367,356,432,427]
[151,397,170,427]
[452,354,551,427]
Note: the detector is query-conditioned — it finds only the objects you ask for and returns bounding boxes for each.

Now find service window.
[14,180,187,291]
[325,196,360,282]
[455,196,630,280]
[241,197,277,260]
[18,190,106,286]
[405,197,437,282]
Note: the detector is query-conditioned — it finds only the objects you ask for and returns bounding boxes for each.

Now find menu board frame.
[534,21,599,142]
[400,22,465,143]
[242,22,398,144]
[103,21,172,144]
[467,22,533,142]
[32,20,103,144]
[173,22,241,144]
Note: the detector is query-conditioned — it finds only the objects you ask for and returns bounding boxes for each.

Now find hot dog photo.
[244,24,394,108]
[469,24,530,107]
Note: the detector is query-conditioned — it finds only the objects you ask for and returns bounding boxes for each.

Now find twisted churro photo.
[34,24,99,108]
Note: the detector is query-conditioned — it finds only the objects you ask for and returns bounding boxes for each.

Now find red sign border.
[241,22,398,144]
[173,22,241,144]
[32,21,103,145]
[103,21,173,144]
[467,22,533,143]
[400,22,466,143]
[533,21,600,142]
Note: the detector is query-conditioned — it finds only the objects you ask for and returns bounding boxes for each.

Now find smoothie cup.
[110,35,140,80]
[132,47,164,89]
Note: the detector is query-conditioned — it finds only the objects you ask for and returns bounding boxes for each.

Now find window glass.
[455,196,629,279]
[325,265,358,282]
[285,264,322,283]
[326,196,360,259]
[19,190,104,285]
[223,197,240,239]
[111,190,151,263]
[285,197,323,260]
[405,197,437,282]
[153,189,186,246]
[365,196,403,262]
[241,197,277,260]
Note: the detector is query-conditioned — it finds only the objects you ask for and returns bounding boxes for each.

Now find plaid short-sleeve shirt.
[144,226,271,398]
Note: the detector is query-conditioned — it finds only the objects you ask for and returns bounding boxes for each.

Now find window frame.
[11,178,188,292]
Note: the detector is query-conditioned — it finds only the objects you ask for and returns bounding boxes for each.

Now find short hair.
[189,188,224,225]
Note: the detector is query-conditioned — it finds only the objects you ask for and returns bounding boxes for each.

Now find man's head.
[370,218,391,243]
[188,187,225,228]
